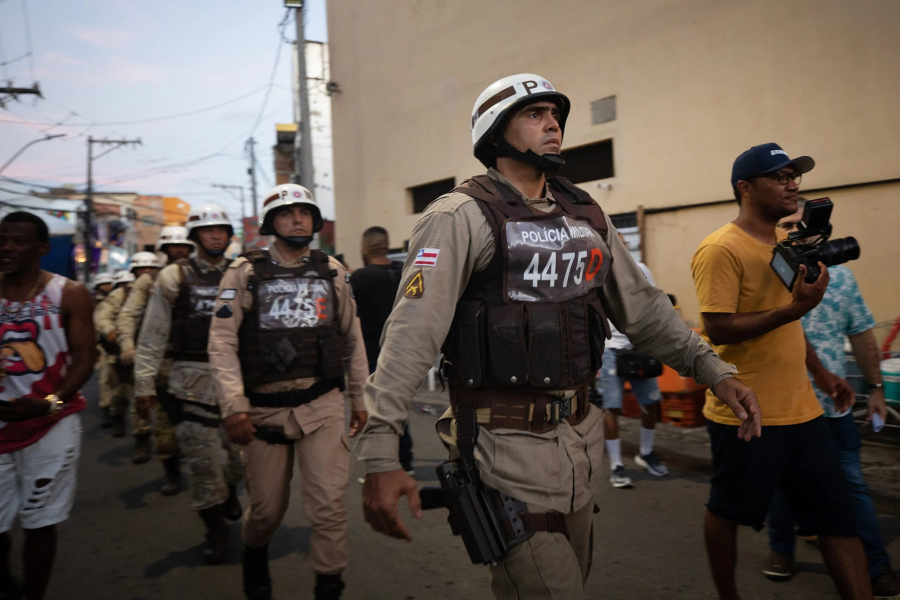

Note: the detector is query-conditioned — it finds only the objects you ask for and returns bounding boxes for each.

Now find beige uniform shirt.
[116,273,154,355]
[95,285,129,339]
[358,168,737,513]
[208,244,369,435]
[134,257,228,402]
[93,295,117,364]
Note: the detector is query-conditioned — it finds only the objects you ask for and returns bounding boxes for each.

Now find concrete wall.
[328,0,900,327]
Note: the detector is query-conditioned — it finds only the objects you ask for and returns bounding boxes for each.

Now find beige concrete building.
[328,0,900,334]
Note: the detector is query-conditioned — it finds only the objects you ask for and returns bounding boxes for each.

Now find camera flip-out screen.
[770,250,796,290]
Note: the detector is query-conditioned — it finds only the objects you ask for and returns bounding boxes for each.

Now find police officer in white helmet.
[359,73,763,599]
[134,203,244,563]
[208,185,368,599]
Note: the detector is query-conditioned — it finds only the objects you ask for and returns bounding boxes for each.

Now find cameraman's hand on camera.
[813,370,856,414]
[363,469,422,542]
[790,262,829,318]
[712,377,762,440]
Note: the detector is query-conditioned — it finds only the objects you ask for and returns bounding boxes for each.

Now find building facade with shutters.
[327,0,900,330]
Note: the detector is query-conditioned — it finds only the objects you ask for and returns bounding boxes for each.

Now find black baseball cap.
[731,143,815,189]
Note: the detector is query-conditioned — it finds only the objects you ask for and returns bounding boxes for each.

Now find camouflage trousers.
[97,357,115,410]
[115,361,179,460]
[175,419,243,511]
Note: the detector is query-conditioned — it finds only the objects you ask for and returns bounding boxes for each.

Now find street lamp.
[0,134,66,175]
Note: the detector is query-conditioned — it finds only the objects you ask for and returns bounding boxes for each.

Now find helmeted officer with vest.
[208,184,368,600]
[359,73,763,599]
[95,255,158,442]
[133,204,244,564]
[118,227,193,484]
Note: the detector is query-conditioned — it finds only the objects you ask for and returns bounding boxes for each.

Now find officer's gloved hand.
[119,347,135,366]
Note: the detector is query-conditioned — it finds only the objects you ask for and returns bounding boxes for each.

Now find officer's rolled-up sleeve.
[358,196,493,473]
[134,265,180,397]
[208,261,252,419]
[600,214,735,388]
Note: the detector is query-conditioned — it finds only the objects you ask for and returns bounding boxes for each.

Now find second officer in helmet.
[208,184,368,600]
[134,204,243,564]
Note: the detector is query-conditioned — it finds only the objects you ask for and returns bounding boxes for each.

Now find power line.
[249,8,292,138]
[0,85,271,127]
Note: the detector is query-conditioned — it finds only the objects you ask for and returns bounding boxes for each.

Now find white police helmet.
[156,225,194,252]
[186,203,234,240]
[258,183,322,236]
[471,73,570,171]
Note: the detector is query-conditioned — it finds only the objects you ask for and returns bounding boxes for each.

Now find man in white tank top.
[0,212,97,600]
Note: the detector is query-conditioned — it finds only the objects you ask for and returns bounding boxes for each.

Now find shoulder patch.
[215,303,233,319]
[404,270,424,299]
[219,289,237,301]
[414,248,440,267]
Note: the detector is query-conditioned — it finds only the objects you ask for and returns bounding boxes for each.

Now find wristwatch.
[869,383,885,391]
[44,393,63,416]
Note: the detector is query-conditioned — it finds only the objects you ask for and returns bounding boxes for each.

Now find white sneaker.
[609,465,633,488]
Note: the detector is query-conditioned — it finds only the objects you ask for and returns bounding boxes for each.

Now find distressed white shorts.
[0,414,82,532]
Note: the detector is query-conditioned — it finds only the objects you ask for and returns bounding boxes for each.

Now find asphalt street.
[10,375,900,600]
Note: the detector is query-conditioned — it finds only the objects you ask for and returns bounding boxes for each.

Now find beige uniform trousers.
[489,498,596,600]
[241,396,350,575]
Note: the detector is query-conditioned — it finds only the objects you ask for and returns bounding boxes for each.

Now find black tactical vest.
[442,175,612,396]
[170,258,230,362]
[237,249,344,387]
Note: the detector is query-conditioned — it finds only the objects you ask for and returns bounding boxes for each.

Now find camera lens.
[815,236,860,267]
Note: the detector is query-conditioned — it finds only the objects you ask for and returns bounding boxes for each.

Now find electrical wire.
[248,8,292,138]
[0,85,271,127]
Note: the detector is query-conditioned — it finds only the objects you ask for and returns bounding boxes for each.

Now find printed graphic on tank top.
[257,276,334,330]
[504,213,611,303]
[0,274,85,454]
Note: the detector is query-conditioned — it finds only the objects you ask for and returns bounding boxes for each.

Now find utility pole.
[0,83,41,108]
[292,1,315,190]
[245,138,258,217]
[211,183,246,242]
[85,136,141,283]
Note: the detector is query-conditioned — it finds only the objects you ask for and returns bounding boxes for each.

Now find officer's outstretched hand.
[712,377,762,441]
[224,413,256,445]
[363,470,423,542]
[348,411,368,438]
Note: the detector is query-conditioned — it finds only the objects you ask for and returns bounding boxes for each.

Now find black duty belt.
[247,378,340,408]
[253,426,294,446]
[181,411,221,428]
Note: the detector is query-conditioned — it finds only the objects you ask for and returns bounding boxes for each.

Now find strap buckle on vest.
[548,397,572,424]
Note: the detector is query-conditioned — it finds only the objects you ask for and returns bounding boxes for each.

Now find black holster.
[156,384,184,425]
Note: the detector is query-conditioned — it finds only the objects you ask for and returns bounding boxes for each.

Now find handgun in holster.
[420,457,534,566]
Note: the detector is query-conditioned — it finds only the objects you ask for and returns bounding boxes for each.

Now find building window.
[409,177,455,214]
[591,95,616,125]
[142,215,155,227]
[558,140,614,184]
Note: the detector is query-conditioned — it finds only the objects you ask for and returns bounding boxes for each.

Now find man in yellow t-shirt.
[692,143,869,600]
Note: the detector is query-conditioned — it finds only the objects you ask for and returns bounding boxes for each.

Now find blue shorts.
[597,348,662,410]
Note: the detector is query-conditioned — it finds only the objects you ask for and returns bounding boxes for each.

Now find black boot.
[132,433,151,464]
[100,406,112,428]
[111,413,126,437]
[242,545,271,600]
[314,573,345,600]
[160,457,181,496]
[223,485,243,521]
[198,505,230,565]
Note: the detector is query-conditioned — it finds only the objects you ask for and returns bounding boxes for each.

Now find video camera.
[770,198,860,291]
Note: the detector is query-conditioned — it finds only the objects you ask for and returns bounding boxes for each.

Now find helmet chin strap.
[203,247,226,257]
[496,137,565,174]
[274,231,313,249]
